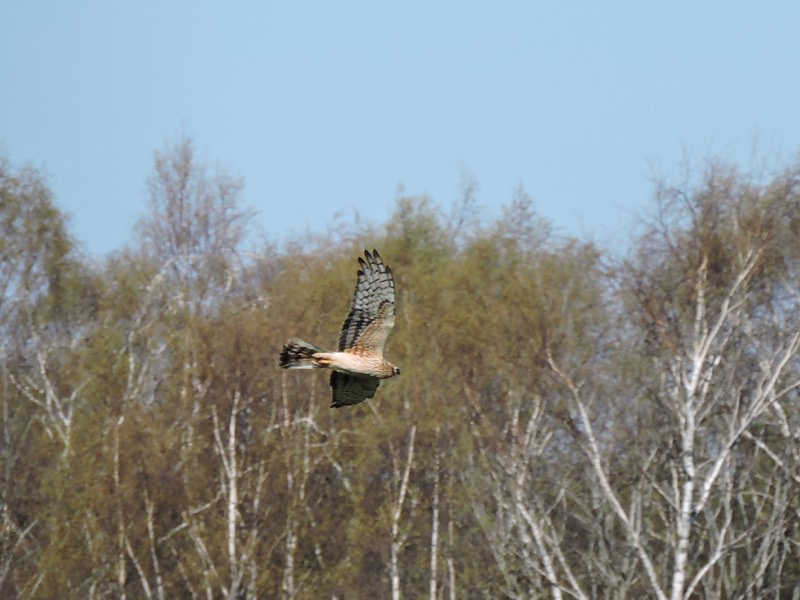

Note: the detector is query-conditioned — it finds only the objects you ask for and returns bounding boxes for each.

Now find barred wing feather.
[337,249,395,354]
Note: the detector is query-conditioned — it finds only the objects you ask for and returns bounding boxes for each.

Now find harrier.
[279,249,400,407]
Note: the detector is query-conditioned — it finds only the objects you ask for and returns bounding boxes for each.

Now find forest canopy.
[1,139,800,599]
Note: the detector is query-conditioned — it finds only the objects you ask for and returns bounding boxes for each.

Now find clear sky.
[2,1,799,257]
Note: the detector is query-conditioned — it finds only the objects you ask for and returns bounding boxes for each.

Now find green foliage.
[1,148,800,598]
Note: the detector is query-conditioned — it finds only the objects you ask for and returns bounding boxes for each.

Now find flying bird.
[280,249,400,408]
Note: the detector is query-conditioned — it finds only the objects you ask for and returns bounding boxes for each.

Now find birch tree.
[548,162,800,598]
[0,158,93,457]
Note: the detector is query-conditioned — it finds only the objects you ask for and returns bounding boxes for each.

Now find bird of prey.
[280,249,400,408]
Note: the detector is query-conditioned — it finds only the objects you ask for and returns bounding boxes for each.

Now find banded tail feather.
[279,338,326,369]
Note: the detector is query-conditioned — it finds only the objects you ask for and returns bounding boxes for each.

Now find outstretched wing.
[338,249,395,354]
[330,371,380,408]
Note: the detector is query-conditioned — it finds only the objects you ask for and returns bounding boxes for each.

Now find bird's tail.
[279,338,327,369]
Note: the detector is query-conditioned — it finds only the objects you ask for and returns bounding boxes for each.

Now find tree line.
[1,138,799,598]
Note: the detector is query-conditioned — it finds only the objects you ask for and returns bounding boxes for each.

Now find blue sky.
[2,2,800,257]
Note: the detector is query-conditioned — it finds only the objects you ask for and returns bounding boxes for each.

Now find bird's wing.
[338,249,395,354]
[330,371,380,408]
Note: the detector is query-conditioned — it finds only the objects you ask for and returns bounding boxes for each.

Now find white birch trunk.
[280,372,296,599]
[113,421,127,600]
[391,424,416,600]
[429,430,440,600]
[447,520,456,600]
[226,392,240,594]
